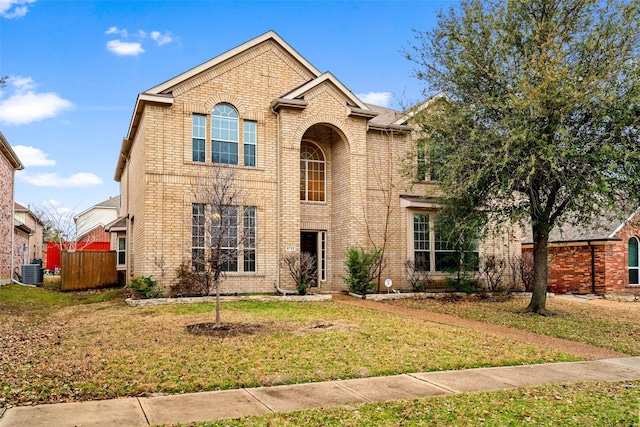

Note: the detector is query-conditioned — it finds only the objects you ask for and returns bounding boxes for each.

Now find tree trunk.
[215,279,221,328]
[527,222,550,314]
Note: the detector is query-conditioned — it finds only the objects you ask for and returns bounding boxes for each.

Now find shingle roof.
[522,210,638,244]
[366,103,403,126]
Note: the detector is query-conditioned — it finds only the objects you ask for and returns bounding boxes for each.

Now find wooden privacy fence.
[61,250,118,291]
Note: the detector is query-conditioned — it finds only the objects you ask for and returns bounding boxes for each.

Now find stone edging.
[126,294,332,306]
[348,291,556,301]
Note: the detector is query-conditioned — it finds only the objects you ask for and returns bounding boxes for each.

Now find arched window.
[211,103,238,165]
[300,141,325,202]
[629,237,639,285]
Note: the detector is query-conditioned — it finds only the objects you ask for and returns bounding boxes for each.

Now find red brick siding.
[523,217,640,295]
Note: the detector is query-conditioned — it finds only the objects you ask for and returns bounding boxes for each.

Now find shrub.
[405,259,433,292]
[171,259,209,297]
[480,255,507,292]
[445,276,480,293]
[342,246,383,298]
[128,276,162,299]
[281,252,317,295]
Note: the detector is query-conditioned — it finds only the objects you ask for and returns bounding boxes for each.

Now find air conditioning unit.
[22,264,43,285]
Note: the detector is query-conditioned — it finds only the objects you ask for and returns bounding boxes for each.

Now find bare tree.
[33,202,98,254]
[480,255,507,293]
[190,166,250,328]
[281,252,317,295]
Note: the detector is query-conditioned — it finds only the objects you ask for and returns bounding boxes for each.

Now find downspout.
[588,240,596,294]
[271,105,294,295]
[10,168,15,283]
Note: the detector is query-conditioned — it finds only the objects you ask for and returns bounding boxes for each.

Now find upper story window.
[629,236,639,285]
[192,114,206,162]
[416,137,446,182]
[244,120,257,167]
[211,103,239,165]
[300,141,325,202]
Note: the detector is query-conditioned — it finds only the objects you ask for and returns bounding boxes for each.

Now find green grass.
[0,286,576,407]
[0,282,123,313]
[176,381,640,426]
[390,297,640,355]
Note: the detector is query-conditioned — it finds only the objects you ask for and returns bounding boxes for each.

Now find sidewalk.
[2,357,640,426]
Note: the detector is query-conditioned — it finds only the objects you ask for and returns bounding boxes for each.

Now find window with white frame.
[214,206,239,272]
[192,204,206,272]
[243,207,256,272]
[192,204,257,274]
[415,138,446,182]
[412,212,479,272]
[243,120,257,167]
[117,237,126,266]
[300,141,325,202]
[211,103,239,165]
[629,236,639,285]
[192,114,206,162]
[413,213,430,271]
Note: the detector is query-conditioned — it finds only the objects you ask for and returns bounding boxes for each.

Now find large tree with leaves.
[406,0,640,313]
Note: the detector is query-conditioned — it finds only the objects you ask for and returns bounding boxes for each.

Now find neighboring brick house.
[114,31,519,294]
[522,212,640,295]
[13,202,44,267]
[0,132,24,285]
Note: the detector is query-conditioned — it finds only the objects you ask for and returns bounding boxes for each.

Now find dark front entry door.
[300,231,318,286]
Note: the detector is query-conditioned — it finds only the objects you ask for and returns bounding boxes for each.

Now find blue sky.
[1,0,453,216]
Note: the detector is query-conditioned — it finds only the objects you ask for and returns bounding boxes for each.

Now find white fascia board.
[284,72,369,110]
[146,30,322,95]
[392,91,448,126]
[610,208,640,238]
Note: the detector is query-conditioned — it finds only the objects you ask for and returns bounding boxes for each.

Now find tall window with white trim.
[300,141,325,202]
[243,206,256,273]
[192,114,206,162]
[629,237,639,285]
[211,103,239,165]
[243,120,256,167]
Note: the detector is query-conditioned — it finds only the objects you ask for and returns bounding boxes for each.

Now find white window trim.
[629,236,639,286]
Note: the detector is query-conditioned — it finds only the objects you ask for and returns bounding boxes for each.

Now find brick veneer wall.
[0,154,14,283]
[523,217,640,295]
[118,37,521,294]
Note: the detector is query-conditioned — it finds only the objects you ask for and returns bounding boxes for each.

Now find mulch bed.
[185,322,264,337]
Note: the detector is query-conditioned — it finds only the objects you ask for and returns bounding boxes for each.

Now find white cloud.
[0,0,35,18]
[151,31,173,46]
[356,91,393,107]
[106,39,144,56]
[0,76,73,125]
[11,145,56,167]
[17,171,103,188]
[105,26,174,56]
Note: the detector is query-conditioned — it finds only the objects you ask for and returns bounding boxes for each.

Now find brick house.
[0,132,24,285]
[13,202,44,268]
[114,31,519,294]
[522,212,640,295]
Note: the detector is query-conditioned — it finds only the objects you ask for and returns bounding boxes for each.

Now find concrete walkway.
[1,357,640,426]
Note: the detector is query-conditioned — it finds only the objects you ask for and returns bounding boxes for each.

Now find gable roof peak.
[146,30,322,96]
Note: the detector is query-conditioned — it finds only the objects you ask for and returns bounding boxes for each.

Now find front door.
[301,231,318,287]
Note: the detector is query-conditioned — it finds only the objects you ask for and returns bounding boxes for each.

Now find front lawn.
[0,284,576,407]
[389,296,640,355]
